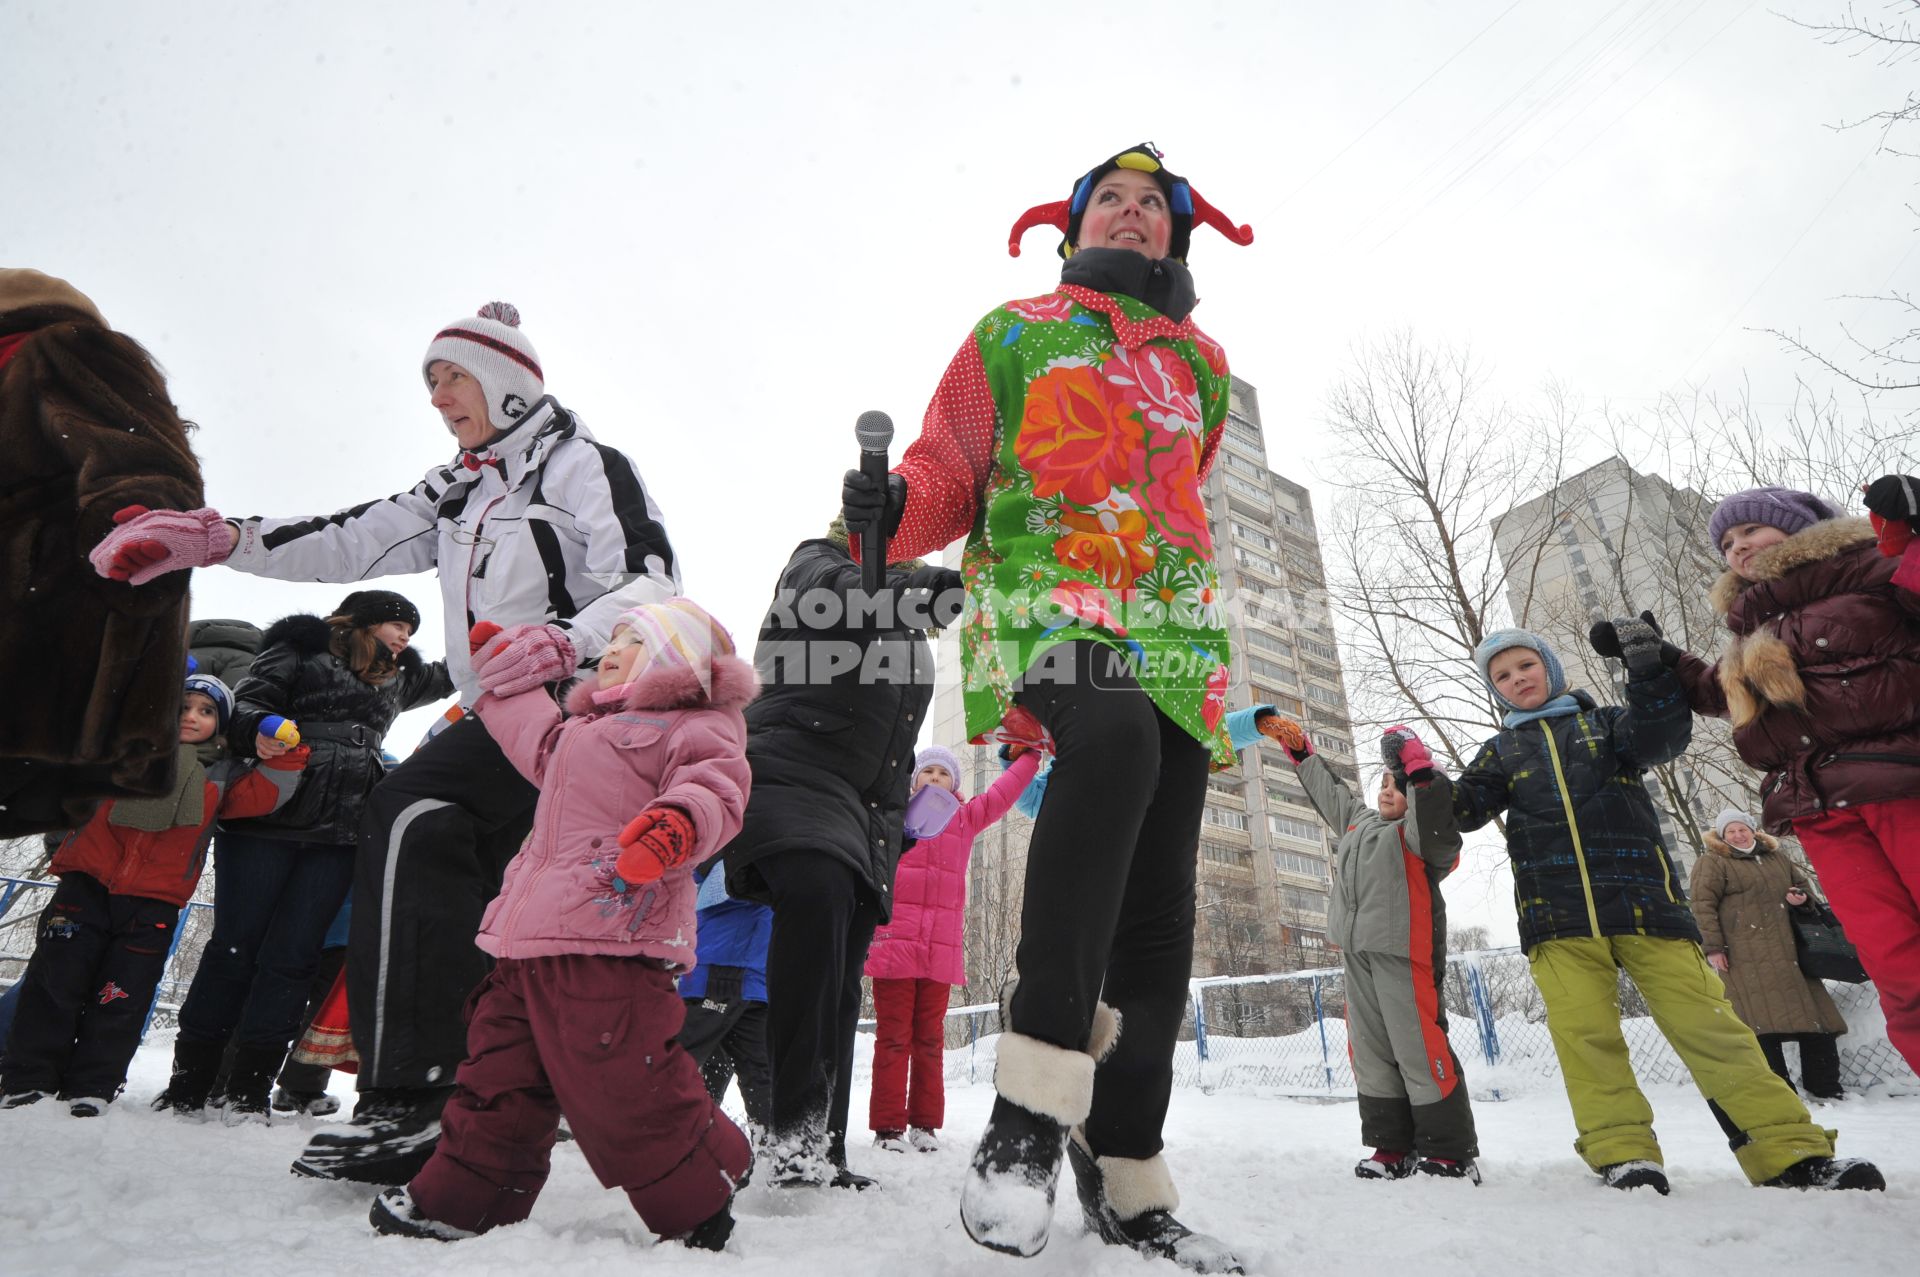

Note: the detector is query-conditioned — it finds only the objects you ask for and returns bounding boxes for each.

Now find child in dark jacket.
[0,674,308,1116]
[1456,626,1881,1194]
[678,864,775,1134]
[1241,710,1478,1182]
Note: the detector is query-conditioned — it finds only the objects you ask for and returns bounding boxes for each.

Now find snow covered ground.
[2,1033,1913,1277]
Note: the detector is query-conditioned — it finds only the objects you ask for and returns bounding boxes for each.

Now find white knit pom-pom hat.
[422,301,544,435]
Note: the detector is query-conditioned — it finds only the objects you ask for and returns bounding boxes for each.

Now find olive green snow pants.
[1528,935,1836,1183]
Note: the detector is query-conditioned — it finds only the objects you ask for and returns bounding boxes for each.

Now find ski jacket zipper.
[1538,724,1602,939]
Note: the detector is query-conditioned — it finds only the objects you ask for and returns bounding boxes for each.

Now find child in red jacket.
[1,673,308,1116]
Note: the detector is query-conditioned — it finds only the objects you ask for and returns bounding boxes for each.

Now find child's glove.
[88,505,233,585]
[1589,610,1679,676]
[1863,476,1920,558]
[1381,726,1434,786]
[1256,711,1312,761]
[474,623,577,695]
[468,620,504,655]
[614,805,698,887]
[259,715,301,750]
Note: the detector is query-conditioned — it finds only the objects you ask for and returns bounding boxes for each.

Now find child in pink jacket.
[370,599,757,1250]
[865,744,1041,1152]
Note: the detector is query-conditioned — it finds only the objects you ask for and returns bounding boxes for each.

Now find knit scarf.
[109,739,228,832]
[1502,694,1583,729]
[1059,248,1197,322]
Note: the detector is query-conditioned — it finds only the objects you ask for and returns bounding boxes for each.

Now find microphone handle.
[860,448,888,594]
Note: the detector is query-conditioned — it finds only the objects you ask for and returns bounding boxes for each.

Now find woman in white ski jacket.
[94,302,679,1184]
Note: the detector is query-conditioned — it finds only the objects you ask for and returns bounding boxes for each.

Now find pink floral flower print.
[1101,345,1204,437]
[1192,327,1229,378]
[1016,364,1145,506]
[1130,432,1212,556]
[1202,662,1230,731]
[1007,292,1079,323]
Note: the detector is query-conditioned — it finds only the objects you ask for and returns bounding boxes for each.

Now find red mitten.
[468,620,504,655]
[614,806,698,886]
[1870,512,1916,560]
[975,703,1054,759]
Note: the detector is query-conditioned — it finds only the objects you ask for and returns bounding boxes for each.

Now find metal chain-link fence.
[859,947,1919,1098]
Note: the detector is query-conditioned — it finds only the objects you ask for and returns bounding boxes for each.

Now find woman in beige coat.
[1690,808,1848,1099]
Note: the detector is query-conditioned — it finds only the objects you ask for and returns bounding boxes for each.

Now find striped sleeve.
[546,440,680,657]
[226,465,451,583]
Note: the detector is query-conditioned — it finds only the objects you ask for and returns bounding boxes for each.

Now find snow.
[1,1034,1913,1277]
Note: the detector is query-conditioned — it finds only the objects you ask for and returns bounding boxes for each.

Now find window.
[1227,496,1271,524]
[1234,546,1283,578]
[1225,475,1269,504]
[1203,807,1248,831]
[1298,636,1339,663]
[1311,731,1350,755]
[1253,687,1306,716]
[1247,629,1293,658]
[1201,840,1253,868]
[1569,548,1587,566]
[1207,775,1243,798]
[1280,886,1329,915]
[1270,814,1323,845]
[1223,451,1265,478]
[1274,851,1325,881]
[1247,655,1295,686]
[1231,521,1277,551]
[1306,683,1343,707]
[1274,508,1308,531]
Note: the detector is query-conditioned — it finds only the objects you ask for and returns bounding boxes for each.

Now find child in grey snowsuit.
[1247,711,1478,1180]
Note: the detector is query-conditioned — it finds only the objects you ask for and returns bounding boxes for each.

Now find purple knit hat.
[1707,487,1840,559]
[914,745,964,793]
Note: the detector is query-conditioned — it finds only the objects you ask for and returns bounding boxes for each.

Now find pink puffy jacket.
[472,655,757,967]
[865,751,1039,987]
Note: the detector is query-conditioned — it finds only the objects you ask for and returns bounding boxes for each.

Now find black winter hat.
[334,590,422,632]
[1007,142,1254,263]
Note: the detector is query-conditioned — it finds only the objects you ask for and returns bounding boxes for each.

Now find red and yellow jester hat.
[1007,142,1254,263]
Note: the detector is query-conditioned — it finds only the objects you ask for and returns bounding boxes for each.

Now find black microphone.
[855,410,894,594]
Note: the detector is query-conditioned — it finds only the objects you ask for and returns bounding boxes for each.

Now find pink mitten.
[88,506,232,585]
[475,623,577,695]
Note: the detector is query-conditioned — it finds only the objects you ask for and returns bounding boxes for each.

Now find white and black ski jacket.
[225,398,677,704]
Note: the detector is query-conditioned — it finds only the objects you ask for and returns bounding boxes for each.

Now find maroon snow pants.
[407,953,750,1238]
[868,977,950,1133]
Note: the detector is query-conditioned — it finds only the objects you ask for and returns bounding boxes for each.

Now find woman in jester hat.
[840,142,1250,1272]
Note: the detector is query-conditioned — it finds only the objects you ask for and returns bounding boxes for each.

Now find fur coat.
[1675,517,1920,832]
[0,304,203,835]
[1689,829,1847,1036]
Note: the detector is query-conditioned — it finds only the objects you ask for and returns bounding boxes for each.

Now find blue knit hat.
[1707,487,1840,560]
[914,745,964,793]
[183,673,234,731]
[1473,629,1567,711]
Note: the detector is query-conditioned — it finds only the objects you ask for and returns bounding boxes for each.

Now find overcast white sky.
[8,0,1914,941]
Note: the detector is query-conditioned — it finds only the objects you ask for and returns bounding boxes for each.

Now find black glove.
[902,565,965,630]
[841,470,908,538]
[1862,474,1920,527]
[1609,614,1669,679]
[1589,610,1682,671]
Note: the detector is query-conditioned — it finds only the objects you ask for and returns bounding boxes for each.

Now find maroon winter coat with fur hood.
[0,303,204,835]
[1676,517,1920,833]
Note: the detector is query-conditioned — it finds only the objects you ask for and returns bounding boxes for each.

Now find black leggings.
[1007,639,1210,1160]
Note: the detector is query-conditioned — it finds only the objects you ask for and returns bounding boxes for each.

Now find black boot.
[1068,1133,1245,1274]
[151,1037,228,1117]
[959,1031,1093,1258]
[290,1086,453,1183]
[221,1045,287,1126]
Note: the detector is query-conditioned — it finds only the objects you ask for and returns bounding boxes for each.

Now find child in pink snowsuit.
[370,599,758,1250]
[865,744,1040,1151]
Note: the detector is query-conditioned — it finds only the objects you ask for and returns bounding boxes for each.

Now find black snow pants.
[346,713,536,1089]
[678,967,774,1132]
